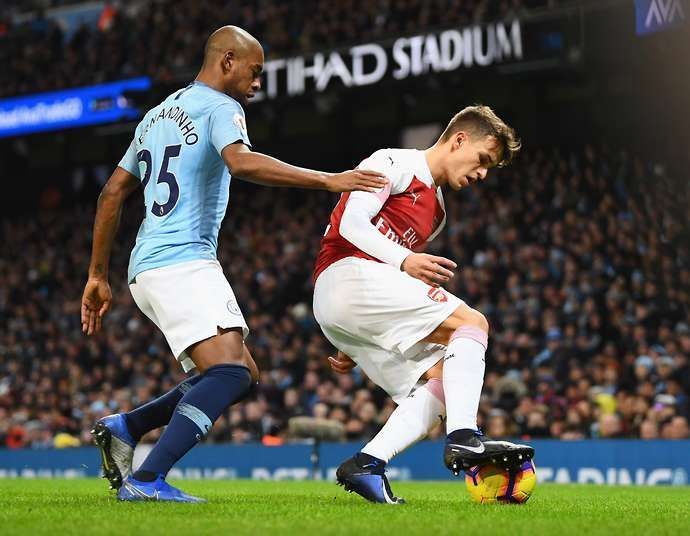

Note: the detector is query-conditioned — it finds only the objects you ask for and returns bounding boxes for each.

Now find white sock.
[442,326,488,433]
[361,378,446,463]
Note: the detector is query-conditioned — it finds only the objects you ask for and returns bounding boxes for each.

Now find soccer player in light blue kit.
[80,26,386,503]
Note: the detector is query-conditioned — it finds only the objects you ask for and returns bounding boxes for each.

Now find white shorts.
[313,257,463,403]
[129,259,249,372]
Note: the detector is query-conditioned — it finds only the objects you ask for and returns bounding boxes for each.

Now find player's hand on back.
[81,278,112,336]
[328,351,357,374]
[401,253,457,288]
[327,169,388,193]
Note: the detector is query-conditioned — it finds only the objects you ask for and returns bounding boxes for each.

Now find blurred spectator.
[486,409,517,438]
[639,419,659,439]
[596,413,623,439]
[1,0,561,98]
[661,417,690,440]
[0,144,688,448]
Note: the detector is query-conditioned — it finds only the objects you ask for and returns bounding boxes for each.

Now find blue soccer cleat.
[91,414,136,490]
[118,475,207,503]
[336,454,404,504]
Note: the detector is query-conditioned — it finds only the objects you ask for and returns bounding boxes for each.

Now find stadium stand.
[1,143,688,449]
[1,0,559,98]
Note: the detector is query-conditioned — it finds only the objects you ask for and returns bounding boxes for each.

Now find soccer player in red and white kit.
[312,106,534,504]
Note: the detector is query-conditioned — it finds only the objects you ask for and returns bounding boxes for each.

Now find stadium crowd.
[0,144,688,450]
[1,0,561,98]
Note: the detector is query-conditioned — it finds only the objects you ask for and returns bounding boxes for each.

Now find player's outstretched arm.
[221,143,387,192]
[81,167,140,336]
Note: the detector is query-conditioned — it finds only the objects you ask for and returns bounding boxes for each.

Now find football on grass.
[465,460,537,504]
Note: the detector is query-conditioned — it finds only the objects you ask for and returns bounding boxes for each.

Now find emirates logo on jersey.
[427,287,448,303]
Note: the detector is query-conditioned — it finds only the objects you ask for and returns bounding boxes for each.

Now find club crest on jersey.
[233,113,248,136]
[227,298,241,315]
[427,287,448,303]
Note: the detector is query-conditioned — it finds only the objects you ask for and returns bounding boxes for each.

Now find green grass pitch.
[0,479,688,535]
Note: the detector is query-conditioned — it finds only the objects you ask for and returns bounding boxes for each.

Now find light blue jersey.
[118,81,250,282]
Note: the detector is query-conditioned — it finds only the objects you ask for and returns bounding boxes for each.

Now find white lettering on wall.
[257,20,524,99]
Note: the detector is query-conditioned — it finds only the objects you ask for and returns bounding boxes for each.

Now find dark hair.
[440,105,521,167]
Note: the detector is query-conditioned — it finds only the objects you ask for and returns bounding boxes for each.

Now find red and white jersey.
[314,148,446,281]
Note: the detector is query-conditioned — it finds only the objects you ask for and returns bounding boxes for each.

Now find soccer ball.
[465,460,537,504]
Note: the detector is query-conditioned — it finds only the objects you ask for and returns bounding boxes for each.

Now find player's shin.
[442,327,487,433]
[124,374,203,441]
[361,378,446,463]
[132,364,251,481]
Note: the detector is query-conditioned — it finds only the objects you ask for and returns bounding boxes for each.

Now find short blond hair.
[440,105,521,167]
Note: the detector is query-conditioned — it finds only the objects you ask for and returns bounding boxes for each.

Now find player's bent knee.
[242,346,260,383]
[194,354,245,374]
[449,306,489,333]
[468,309,489,334]
[424,306,490,346]
[188,328,246,373]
